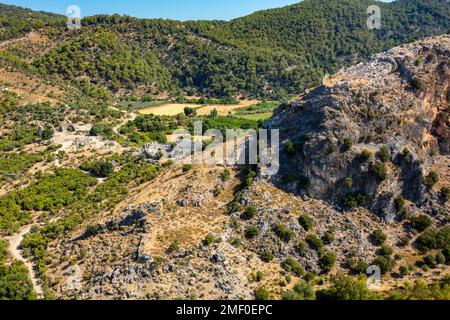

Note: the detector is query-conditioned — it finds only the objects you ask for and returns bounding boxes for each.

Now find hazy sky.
[1,0,311,21]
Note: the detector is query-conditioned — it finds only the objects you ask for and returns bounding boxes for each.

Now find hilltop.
[0,0,449,99]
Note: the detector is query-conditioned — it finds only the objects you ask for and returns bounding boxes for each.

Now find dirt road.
[7,224,44,299]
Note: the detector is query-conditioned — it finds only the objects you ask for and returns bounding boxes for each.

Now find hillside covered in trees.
[0,0,449,99]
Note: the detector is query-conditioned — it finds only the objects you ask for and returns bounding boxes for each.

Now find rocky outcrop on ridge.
[265,35,450,221]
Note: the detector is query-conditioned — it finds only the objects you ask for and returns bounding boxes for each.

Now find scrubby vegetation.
[241,206,257,220]
[306,235,324,254]
[317,275,374,300]
[319,252,337,274]
[298,214,314,231]
[14,159,161,275]
[423,171,439,189]
[409,215,432,233]
[371,161,388,181]
[282,257,305,277]
[342,192,367,209]
[416,227,450,253]
[371,229,387,246]
[273,223,295,243]
[282,280,315,300]
[0,240,35,300]
[0,168,97,235]
[388,276,450,300]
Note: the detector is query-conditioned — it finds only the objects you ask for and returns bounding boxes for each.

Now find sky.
[0,0,307,21]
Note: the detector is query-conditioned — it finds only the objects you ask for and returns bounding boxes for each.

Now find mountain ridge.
[1,0,449,99]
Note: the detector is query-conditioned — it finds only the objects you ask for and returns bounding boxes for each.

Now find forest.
[1,0,449,99]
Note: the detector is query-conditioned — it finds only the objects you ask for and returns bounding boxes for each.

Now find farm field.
[137,100,259,116]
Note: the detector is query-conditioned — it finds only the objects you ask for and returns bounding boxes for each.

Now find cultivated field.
[137,100,259,116]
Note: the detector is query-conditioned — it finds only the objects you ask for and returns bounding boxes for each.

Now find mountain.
[1,0,449,99]
[0,1,449,301]
[265,34,449,220]
[0,3,63,41]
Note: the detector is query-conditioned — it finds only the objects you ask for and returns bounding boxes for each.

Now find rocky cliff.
[265,35,450,222]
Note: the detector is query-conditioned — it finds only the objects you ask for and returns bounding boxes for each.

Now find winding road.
[7,224,44,299]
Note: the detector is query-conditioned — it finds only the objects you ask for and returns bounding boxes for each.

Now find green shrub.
[402,147,411,158]
[41,126,54,140]
[398,208,410,222]
[244,170,256,188]
[319,252,336,273]
[202,234,215,246]
[296,240,307,254]
[245,226,260,238]
[424,171,439,189]
[342,192,367,209]
[168,240,180,253]
[306,235,324,253]
[398,235,411,247]
[254,286,271,300]
[282,257,305,277]
[0,261,36,300]
[343,177,353,188]
[182,164,193,172]
[220,169,231,182]
[378,245,394,257]
[371,229,387,246]
[409,215,432,232]
[260,251,274,262]
[317,275,374,300]
[342,138,353,151]
[254,271,264,282]
[441,187,450,202]
[298,214,314,231]
[409,77,423,90]
[273,223,295,242]
[81,161,114,177]
[213,185,223,197]
[435,252,446,265]
[241,205,257,220]
[377,146,390,162]
[372,255,395,273]
[372,161,388,181]
[387,276,450,300]
[352,260,369,274]
[0,240,8,263]
[416,227,450,252]
[399,265,410,276]
[282,280,315,300]
[360,149,373,161]
[183,107,197,117]
[86,223,102,236]
[209,108,218,119]
[322,230,335,245]
[423,254,436,267]
[394,195,405,212]
[284,140,297,155]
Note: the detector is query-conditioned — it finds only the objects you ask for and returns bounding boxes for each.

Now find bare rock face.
[265,35,450,221]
